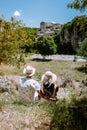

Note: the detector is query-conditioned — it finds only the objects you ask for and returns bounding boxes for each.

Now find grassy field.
[0,58,87,130]
[0,59,86,81]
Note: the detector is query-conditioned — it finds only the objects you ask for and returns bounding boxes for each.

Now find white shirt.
[19,77,41,101]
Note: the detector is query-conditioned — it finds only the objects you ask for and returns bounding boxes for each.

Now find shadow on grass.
[49,98,87,130]
[76,64,87,74]
[31,58,52,62]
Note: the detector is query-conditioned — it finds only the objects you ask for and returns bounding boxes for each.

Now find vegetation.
[0,59,87,130]
[0,15,87,64]
[67,0,87,11]
[0,16,39,66]
[0,1,87,129]
[33,36,57,59]
[41,97,87,130]
[54,15,87,54]
[77,38,87,60]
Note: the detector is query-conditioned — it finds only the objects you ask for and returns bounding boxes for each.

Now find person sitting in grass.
[41,71,59,99]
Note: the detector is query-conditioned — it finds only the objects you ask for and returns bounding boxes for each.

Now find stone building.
[37,21,62,36]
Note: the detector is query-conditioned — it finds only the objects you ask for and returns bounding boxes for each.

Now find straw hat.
[42,71,57,83]
[23,65,35,77]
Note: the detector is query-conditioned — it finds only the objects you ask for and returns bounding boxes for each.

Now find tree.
[0,16,26,66]
[34,36,57,59]
[77,38,87,60]
[67,0,87,11]
[23,27,39,53]
[0,15,40,66]
[0,18,14,64]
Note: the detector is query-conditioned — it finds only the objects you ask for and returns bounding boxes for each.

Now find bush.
[34,36,57,59]
[77,38,87,60]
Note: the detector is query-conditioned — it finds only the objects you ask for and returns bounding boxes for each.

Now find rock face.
[59,16,87,52]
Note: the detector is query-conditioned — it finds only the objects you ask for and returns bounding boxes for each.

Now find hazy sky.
[0,0,86,27]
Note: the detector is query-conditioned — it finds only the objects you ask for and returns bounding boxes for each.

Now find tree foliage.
[34,36,57,58]
[67,0,87,11]
[0,16,39,65]
[23,27,39,52]
[77,38,87,60]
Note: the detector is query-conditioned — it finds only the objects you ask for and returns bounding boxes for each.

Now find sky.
[0,0,87,28]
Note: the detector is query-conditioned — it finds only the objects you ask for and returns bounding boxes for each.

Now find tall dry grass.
[0,60,86,81]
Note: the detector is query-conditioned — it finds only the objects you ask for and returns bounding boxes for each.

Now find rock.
[0,76,11,93]
[0,76,18,94]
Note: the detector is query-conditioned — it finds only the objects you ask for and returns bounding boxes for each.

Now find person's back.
[18,65,41,104]
[41,71,59,98]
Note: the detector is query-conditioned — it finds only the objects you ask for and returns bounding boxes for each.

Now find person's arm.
[37,90,58,101]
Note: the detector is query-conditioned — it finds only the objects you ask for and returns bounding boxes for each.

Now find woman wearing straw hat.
[41,71,59,99]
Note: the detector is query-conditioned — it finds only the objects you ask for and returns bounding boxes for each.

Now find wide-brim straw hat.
[42,71,57,83]
[23,65,35,77]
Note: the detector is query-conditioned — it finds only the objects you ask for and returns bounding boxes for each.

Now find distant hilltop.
[36,21,62,36]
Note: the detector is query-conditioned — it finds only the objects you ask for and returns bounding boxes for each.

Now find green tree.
[77,38,87,60]
[0,17,14,63]
[0,16,26,66]
[67,0,87,11]
[0,15,39,65]
[23,27,39,53]
[34,36,57,59]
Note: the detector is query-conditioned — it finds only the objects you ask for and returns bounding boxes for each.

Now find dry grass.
[0,59,87,81]
[26,60,87,82]
[0,103,51,130]
[0,63,20,75]
[0,58,86,76]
